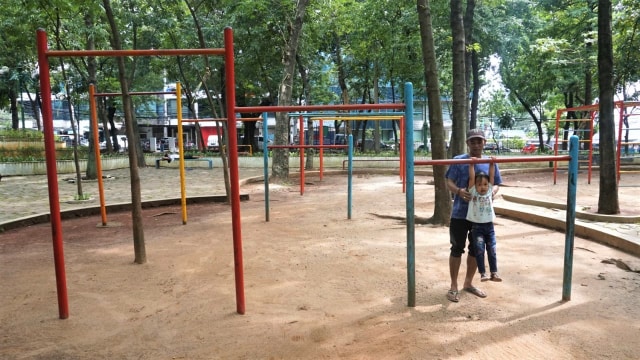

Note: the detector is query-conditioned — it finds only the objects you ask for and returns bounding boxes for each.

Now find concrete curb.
[501,194,640,224]
[495,196,640,257]
[0,194,249,232]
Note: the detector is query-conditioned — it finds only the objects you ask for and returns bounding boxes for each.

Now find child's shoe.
[480,273,490,282]
[490,272,502,282]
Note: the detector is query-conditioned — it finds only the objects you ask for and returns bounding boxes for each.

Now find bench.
[155,157,213,169]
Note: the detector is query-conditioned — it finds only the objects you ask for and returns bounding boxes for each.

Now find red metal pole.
[415,155,571,166]
[236,103,405,113]
[588,110,597,184]
[37,29,69,319]
[299,115,305,195]
[554,109,562,184]
[269,145,347,149]
[616,101,624,183]
[224,27,245,315]
[400,116,406,193]
[319,120,324,181]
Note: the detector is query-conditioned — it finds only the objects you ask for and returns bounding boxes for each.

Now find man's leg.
[463,253,477,289]
[449,255,462,291]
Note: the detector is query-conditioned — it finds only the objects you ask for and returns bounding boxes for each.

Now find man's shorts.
[449,218,476,258]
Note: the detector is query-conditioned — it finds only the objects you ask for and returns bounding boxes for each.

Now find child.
[466,157,502,282]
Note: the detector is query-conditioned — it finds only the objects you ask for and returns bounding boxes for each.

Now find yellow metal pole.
[177,82,187,225]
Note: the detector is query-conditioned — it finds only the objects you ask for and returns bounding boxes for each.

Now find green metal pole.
[562,135,579,301]
[404,82,415,307]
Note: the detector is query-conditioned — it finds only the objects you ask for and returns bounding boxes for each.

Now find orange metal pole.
[176,83,188,225]
[88,85,107,226]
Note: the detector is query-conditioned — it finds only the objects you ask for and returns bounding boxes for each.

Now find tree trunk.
[464,0,477,129]
[85,10,98,180]
[333,32,352,139]
[54,8,84,199]
[373,64,381,151]
[597,0,619,214]
[417,0,451,225]
[103,0,146,263]
[449,0,468,156]
[10,89,19,129]
[298,54,314,170]
[272,0,310,181]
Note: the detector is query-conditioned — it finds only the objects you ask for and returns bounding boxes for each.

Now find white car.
[255,136,273,151]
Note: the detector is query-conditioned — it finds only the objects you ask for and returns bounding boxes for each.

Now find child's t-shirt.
[465,184,495,223]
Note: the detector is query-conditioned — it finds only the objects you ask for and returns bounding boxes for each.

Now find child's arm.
[489,156,496,185]
[468,157,476,189]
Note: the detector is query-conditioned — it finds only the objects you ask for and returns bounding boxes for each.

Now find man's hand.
[459,187,471,202]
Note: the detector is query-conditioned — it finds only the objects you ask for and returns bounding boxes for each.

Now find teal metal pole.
[404,82,415,307]
[347,134,353,219]
[562,135,579,301]
[263,112,270,222]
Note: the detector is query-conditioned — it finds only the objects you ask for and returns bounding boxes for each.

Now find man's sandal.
[463,286,487,298]
[447,290,460,302]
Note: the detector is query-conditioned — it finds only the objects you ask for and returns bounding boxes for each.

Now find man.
[444,129,502,302]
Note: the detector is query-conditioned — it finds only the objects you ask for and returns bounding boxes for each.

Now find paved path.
[0,167,265,224]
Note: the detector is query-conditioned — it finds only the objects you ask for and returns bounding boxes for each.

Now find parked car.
[255,136,273,151]
[483,142,511,153]
[356,139,391,151]
[522,142,553,154]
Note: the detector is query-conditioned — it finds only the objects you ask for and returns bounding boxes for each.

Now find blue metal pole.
[562,135,579,301]
[347,134,353,219]
[404,83,415,307]
[263,112,270,222]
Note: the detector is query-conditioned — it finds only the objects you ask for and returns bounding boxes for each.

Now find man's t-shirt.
[445,153,502,220]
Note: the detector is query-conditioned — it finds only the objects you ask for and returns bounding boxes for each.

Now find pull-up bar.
[45,48,225,58]
[404,131,579,307]
[36,27,246,318]
[309,116,403,121]
[238,103,405,113]
[93,91,176,97]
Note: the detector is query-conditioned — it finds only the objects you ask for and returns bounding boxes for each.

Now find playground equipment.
[36,26,411,319]
[33,25,584,320]
[405,103,580,306]
[37,28,237,319]
[91,83,216,226]
[553,101,640,184]
[258,112,352,221]
[89,85,184,226]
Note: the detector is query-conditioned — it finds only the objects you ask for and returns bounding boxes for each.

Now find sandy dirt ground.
[1,171,640,359]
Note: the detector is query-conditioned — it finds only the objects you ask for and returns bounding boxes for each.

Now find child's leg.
[472,227,487,275]
[487,224,498,273]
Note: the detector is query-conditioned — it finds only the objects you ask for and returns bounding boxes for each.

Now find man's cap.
[466,129,485,141]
